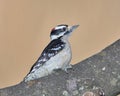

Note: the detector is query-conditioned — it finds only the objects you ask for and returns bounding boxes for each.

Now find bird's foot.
[62,64,72,73]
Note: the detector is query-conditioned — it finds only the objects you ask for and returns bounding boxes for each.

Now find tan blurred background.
[0,0,120,88]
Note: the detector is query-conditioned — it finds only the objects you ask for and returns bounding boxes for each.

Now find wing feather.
[29,38,65,73]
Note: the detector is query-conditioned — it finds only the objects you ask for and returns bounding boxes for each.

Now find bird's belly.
[44,47,72,72]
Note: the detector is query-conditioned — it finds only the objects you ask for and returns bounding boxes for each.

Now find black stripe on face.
[51,29,65,35]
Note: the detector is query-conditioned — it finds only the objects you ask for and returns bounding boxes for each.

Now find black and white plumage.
[29,38,65,73]
[24,24,79,82]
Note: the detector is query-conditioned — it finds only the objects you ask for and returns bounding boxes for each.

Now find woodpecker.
[24,24,79,82]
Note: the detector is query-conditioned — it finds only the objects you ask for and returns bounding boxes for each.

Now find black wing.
[29,38,65,73]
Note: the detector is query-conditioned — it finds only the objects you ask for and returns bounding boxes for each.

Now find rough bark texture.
[0,39,120,96]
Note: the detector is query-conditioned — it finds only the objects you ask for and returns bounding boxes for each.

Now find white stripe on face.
[51,32,65,40]
[55,26,66,30]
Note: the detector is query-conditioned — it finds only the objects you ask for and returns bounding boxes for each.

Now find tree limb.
[0,39,120,96]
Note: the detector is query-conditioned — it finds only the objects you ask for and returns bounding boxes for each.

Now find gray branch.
[0,39,120,96]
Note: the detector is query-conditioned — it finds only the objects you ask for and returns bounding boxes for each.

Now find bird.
[24,24,79,82]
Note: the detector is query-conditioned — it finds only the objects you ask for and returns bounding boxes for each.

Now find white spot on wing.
[102,67,106,71]
[51,46,61,50]
[48,53,54,57]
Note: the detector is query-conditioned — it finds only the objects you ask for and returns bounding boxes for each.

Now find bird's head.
[50,24,79,40]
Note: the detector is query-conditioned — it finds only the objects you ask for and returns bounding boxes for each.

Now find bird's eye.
[62,27,66,31]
